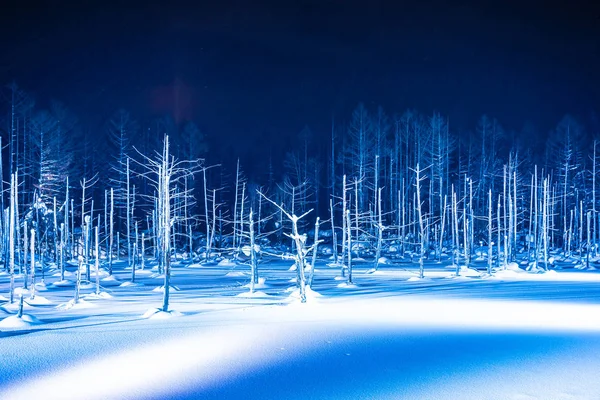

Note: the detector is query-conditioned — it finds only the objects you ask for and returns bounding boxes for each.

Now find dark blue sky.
[1,0,599,161]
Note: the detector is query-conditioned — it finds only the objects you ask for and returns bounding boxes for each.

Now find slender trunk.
[127,158,132,267]
[30,229,36,299]
[309,217,320,287]
[233,159,240,250]
[488,190,493,274]
[330,198,338,264]
[341,175,347,276]
[53,197,58,263]
[249,209,257,292]
[374,188,383,271]
[75,256,82,303]
[415,165,425,279]
[23,221,28,290]
[204,168,211,259]
[346,209,352,284]
[9,174,15,304]
[95,225,100,295]
[439,195,447,262]
[109,188,114,275]
[132,223,138,282]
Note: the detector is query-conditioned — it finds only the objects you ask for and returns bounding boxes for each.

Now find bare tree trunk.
[330,198,338,264]
[346,209,352,284]
[65,178,69,260]
[341,175,347,276]
[249,209,258,292]
[53,197,58,264]
[233,158,240,250]
[488,190,493,274]
[204,168,211,260]
[438,195,447,262]
[141,232,146,270]
[9,174,16,304]
[23,221,28,290]
[416,164,426,279]
[498,195,502,269]
[95,225,100,295]
[84,216,91,281]
[109,188,114,275]
[374,188,384,271]
[30,229,35,299]
[132,223,138,283]
[586,211,591,269]
[452,186,459,270]
[309,217,320,287]
[127,158,131,268]
[75,256,82,303]
[161,139,172,312]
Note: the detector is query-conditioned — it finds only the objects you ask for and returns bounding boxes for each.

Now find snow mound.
[100,276,121,286]
[142,308,183,319]
[134,269,154,276]
[120,281,142,287]
[506,262,522,271]
[287,286,322,303]
[407,276,430,282]
[14,287,30,295]
[33,282,49,291]
[225,271,247,277]
[236,290,269,298]
[25,296,52,305]
[0,295,8,302]
[152,285,180,293]
[243,277,268,289]
[56,299,96,310]
[453,266,481,277]
[377,257,391,265]
[79,282,96,290]
[83,292,113,300]
[217,259,237,267]
[493,269,524,278]
[288,264,297,271]
[52,279,75,287]
[52,270,74,277]
[0,314,42,328]
[337,282,358,289]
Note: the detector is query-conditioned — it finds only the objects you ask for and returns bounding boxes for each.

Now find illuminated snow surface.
[1,257,600,399]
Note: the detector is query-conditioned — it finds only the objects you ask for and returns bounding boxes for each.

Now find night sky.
[1,0,599,165]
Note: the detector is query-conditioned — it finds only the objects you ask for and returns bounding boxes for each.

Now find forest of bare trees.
[2,82,600,307]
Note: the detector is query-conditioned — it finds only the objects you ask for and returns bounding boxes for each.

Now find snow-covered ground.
[1,258,600,399]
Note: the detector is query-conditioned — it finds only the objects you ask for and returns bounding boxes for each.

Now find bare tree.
[134,135,201,313]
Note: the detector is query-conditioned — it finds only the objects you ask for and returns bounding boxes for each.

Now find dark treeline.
[1,82,600,274]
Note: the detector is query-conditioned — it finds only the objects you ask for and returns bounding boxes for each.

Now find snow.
[83,292,112,300]
[0,314,41,328]
[100,275,121,286]
[236,290,269,298]
[242,277,268,289]
[142,308,183,319]
[217,259,237,267]
[2,258,600,399]
[56,299,96,310]
[152,285,180,293]
[25,296,53,305]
